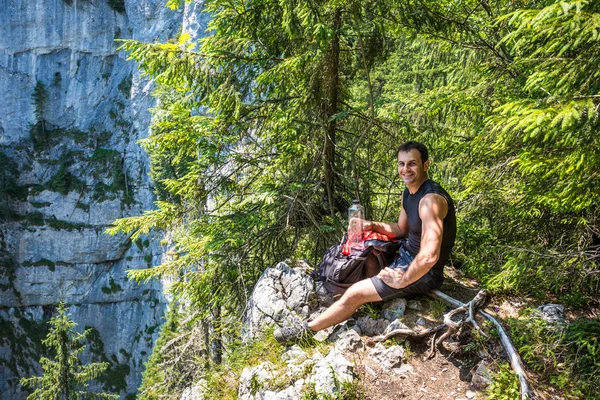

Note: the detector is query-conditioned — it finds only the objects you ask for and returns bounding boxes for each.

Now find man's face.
[397,149,429,186]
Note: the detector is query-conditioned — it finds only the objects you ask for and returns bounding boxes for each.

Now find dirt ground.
[351,341,485,400]
[345,269,506,400]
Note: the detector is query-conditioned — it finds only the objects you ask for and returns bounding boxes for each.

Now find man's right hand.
[348,218,371,233]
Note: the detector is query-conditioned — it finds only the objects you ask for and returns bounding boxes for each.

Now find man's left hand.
[378,267,405,289]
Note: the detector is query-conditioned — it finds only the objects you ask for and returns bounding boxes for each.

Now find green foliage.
[46,162,86,195]
[107,0,126,14]
[486,363,520,400]
[0,149,28,219]
[20,303,118,400]
[428,300,447,320]
[201,331,290,400]
[563,318,600,397]
[117,74,132,96]
[31,81,48,124]
[507,311,600,398]
[101,278,123,294]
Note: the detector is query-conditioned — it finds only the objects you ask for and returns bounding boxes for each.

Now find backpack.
[314,233,401,301]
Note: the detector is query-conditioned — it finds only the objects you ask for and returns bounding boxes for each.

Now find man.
[274,141,456,343]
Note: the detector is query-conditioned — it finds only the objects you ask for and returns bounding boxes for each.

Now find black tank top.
[402,180,456,273]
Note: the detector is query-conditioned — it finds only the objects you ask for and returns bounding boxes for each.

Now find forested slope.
[110,0,600,398]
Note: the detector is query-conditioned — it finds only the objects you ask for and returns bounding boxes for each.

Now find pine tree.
[19,303,117,400]
[31,80,48,138]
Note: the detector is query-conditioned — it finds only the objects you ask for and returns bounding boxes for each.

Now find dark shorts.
[370,245,443,301]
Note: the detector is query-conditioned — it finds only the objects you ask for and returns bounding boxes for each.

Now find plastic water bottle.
[348,199,365,254]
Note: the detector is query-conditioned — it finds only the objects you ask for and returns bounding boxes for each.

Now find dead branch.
[427,289,534,400]
[430,289,490,354]
[370,323,446,344]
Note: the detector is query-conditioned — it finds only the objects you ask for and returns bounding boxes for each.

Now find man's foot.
[274,321,313,344]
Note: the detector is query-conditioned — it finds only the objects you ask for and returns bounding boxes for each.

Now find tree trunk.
[210,270,223,364]
[323,9,341,217]
[60,330,70,400]
[210,305,222,364]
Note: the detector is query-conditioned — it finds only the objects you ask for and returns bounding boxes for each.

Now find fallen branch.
[430,289,490,354]
[370,323,446,344]
[427,289,534,400]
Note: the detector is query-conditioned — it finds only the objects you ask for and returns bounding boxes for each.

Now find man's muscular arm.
[359,207,409,239]
[378,193,447,289]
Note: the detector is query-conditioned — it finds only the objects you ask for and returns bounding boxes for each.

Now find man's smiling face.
[397,148,429,187]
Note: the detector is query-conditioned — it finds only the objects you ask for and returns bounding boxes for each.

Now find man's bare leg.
[308,278,382,332]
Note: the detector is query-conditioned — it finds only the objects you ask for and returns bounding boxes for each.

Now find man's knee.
[339,279,381,308]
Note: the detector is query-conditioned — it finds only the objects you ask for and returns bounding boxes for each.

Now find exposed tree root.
[426,289,534,400]
[370,323,446,344]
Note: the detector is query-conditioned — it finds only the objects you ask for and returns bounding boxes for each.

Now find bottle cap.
[352,199,360,204]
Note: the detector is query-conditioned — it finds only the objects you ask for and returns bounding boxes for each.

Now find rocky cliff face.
[0,0,207,398]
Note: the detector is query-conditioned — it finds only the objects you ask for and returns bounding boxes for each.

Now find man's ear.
[424,160,430,171]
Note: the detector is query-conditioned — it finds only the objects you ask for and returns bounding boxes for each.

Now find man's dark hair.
[397,141,428,163]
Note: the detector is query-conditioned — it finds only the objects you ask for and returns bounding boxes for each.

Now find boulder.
[241,262,317,343]
[238,362,277,400]
[368,343,406,370]
[311,348,355,395]
[382,298,407,321]
[471,360,493,390]
[356,315,389,336]
[383,319,410,334]
[334,329,365,352]
[536,304,567,330]
[180,378,208,400]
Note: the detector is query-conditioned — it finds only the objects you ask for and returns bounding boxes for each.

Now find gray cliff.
[0,0,207,398]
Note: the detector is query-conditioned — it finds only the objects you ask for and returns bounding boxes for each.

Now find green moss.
[119,348,132,360]
[90,147,120,163]
[31,202,52,208]
[89,147,134,205]
[0,150,29,207]
[101,277,123,295]
[45,162,86,195]
[95,131,113,147]
[24,212,45,226]
[22,259,56,269]
[107,0,126,14]
[145,324,159,336]
[85,326,109,361]
[45,216,91,231]
[0,311,49,378]
[75,202,90,212]
[97,362,130,393]
[117,74,132,95]
[0,256,18,294]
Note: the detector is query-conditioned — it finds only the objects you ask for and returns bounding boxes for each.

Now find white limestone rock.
[334,329,365,352]
[241,262,317,342]
[356,315,389,336]
[311,348,356,396]
[382,297,407,321]
[180,378,208,400]
[368,343,406,370]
